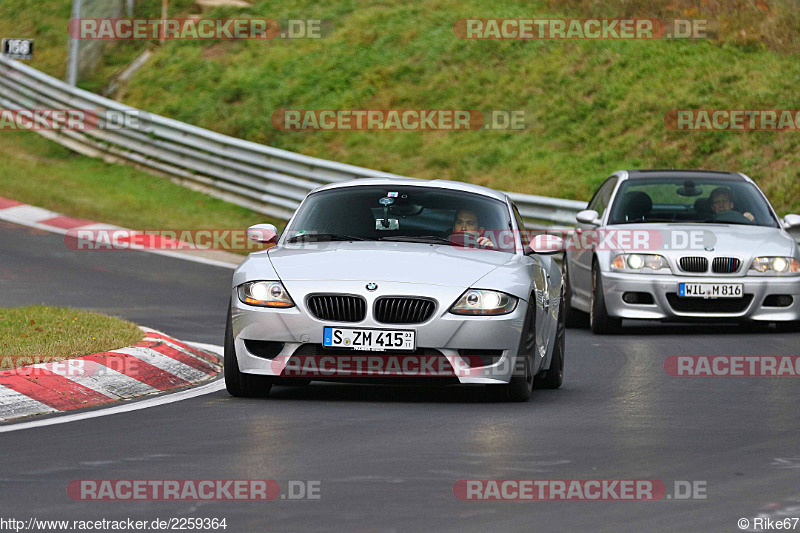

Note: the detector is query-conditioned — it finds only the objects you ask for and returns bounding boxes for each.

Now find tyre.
[562,257,589,328]
[590,263,622,335]
[224,301,273,398]
[490,301,536,402]
[535,286,565,389]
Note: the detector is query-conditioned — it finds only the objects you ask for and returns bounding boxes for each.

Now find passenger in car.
[710,187,754,222]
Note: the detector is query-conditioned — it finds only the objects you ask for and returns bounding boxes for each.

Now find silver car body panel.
[232,177,564,384]
[567,170,800,322]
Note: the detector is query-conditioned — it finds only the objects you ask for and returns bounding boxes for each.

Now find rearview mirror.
[576,209,600,226]
[783,214,800,229]
[530,234,565,255]
[247,224,278,244]
[376,218,399,230]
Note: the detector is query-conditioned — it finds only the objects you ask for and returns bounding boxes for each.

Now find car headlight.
[611,254,670,274]
[450,289,518,316]
[237,281,295,308]
[749,257,800,275]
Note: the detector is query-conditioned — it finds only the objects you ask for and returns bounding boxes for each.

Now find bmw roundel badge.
[366,283,378,291]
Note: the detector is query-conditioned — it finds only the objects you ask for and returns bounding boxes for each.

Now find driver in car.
[710,187,754,222]
[453,209,494,248]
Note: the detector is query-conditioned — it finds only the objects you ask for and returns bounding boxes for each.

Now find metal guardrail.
[0,55,586,225]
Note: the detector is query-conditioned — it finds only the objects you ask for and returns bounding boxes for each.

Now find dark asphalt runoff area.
[1,220,799,532]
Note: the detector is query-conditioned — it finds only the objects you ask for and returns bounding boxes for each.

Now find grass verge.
[0,130,282,241]
[0,305,144,370]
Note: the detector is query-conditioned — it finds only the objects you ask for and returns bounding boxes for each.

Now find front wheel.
[224,302,273,398]
[490,303,536,402]
[590,264,622,335]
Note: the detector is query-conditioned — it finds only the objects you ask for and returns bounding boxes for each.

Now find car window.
[284,185,514,252]
[511,204,530,252]
[607,177,779,226]
[587,177,617,220]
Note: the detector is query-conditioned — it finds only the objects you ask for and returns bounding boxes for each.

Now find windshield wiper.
[285,232,367,243]
[613,218,678,224]
[701,219,756,226]
[378,235,455,245]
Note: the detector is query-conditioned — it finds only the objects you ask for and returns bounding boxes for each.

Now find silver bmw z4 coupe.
[225,178,566,402]
[564,169,800,334]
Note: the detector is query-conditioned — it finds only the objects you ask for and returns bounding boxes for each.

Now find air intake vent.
[666,293,753,313]
[307,295,366,322]
[679,257,708,273]
[374,297,436,324]
[712,257,741,274]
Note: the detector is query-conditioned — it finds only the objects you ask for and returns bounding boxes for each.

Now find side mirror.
[576,209,600,226]
[247,224,278,244]
[530,234,565,255]
[782,214,800,229]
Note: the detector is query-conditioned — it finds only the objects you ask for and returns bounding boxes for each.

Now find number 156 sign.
[2,39,34,60]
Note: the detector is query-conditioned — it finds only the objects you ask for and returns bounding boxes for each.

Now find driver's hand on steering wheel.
[743,212,755,222]
[476,236,494,248]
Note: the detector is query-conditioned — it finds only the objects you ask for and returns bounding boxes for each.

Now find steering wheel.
[711,210,751,224]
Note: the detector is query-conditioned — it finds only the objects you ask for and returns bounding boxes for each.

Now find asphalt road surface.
[1,220,798,532]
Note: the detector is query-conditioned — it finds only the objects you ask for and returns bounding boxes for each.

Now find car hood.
[266,241,513,287]
[609,223,796,256]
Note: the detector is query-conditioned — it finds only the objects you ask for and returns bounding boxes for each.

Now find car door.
[570,176,618,305]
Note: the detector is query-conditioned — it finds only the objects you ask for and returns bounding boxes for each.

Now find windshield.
[284,185,514,252]
[607,177,778,227]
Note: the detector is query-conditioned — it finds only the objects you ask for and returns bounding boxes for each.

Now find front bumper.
[601,271,800,321]
[230,281,530,384]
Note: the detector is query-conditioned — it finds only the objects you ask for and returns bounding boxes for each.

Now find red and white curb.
[0,195,238,269]
[0,327,222,422]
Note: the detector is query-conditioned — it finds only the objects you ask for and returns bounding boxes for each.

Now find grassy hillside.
[117,0,800,213]
[1,0,799,215]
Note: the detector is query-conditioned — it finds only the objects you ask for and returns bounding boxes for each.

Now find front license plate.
[323,327,416,351]
[678,283,743,298]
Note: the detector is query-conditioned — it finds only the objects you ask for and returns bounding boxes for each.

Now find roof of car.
[620,169,749,181]
[312,177,509,202]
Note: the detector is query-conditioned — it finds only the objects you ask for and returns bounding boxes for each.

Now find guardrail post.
[66,0,82,86]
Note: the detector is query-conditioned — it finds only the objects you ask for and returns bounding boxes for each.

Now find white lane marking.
[74,223,125,231]
[0,204,60,223]
[0,379,226,433]
[189,342,226,357]
[143,336,221,366]
[112,346,209,383]
[0,384,58,420]
[32,360,158,399]
[0,213,238,270]
[0,345,225,433]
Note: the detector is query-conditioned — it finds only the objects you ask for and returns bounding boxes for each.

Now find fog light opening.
[622,292,655,305]
[762,295,793,308]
